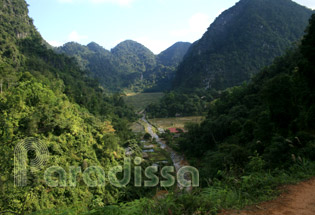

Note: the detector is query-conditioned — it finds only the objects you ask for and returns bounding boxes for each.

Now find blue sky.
[25,0,314,54]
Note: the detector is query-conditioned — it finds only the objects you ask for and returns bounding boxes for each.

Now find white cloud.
[170,13,210,40]
[57,0,136,6]
[48,40,63,47]
[293,0,315,9]
[68,31,88,43]
[134,36,173,54]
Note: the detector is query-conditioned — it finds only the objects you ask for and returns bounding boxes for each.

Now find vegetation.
[76,13,315,215]
[148,116,204,130]
[1,0,315,214]
[156,42,191,68]
[0,0,141,213]
[83,161,315,215]
[146,89,216,117]
[177,13,315,188]
[57,41,191,93]
[173,0,313,91]
[123,92,164,112]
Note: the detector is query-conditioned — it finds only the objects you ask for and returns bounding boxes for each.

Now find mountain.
[87,41,111,55]
[57,42,124,91]
[173,0,314,90]
[178,13,315,181]
[157,42,191,67]
[111,40,157,74]
[142,42,192,92]
[57,41,191,92]
[0,0,137,213]
[0,0,39,68]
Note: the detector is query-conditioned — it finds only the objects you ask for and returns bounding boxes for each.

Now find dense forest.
[146,89,217,118]
[179,14,315,178]
[173,0,313,91]
[89,13,315,215]
[0,0,143,213]
[147,0,313,118]
[1,0,315,214]
[57,41,191,93]
[73,12,315,215]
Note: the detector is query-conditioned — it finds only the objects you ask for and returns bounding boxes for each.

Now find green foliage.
[57,41,191,93]
[35,159,315,215]
[176,14,315,184]
[156,42,191,67]
[56,42,125,92]
[1,0,315,214]
[173,0,313,91]
[123,92,164,112]
[146,89,216,117]
[111,40,156,74]
[0,0,140,213]
[0,76,128,213]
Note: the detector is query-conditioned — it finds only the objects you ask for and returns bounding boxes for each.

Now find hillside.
[173,0,314,90]
[0,0,138,213]
[84,14,315,215]
[2,0,315,214]
[157,42,191,67]
[178,13,315,179]
[56,42,122,91]
[111,40,157,74]
[57,41,191,92]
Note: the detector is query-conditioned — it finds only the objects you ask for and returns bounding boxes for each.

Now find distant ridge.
[57,40,191,92]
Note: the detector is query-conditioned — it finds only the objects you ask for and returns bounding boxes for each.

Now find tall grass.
[32,160,315,215]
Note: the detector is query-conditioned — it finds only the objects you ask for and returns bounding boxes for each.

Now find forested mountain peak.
[56,40,191,92]
[59,41,91,55]
[111,40,157,73]
[112,40,153,53]
[157,42,191,67]
[87,41,110,55]
[173,0,314,90]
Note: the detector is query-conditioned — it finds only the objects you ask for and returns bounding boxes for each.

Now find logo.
[14,138,199,188]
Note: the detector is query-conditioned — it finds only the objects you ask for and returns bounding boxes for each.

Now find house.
[167,128,184,138]
[168,127,179,133]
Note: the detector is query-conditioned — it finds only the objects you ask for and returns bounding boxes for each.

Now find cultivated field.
[123,92,164,112]
[149,116,205,130]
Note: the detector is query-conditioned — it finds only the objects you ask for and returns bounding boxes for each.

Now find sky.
[25,0,315,54]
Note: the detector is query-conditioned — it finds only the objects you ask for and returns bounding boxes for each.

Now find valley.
[140,115,192,191]
[1,0,315,214]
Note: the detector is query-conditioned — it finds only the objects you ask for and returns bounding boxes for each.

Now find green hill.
[173,0,314,91]
[178,13,315,180]
[90,13,315,215]
[0,0,138,213]
[57,41,191,92]
[157,42,191,67]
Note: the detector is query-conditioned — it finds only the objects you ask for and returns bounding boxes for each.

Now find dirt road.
[220,178,315,215]
[141,114,191,191]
